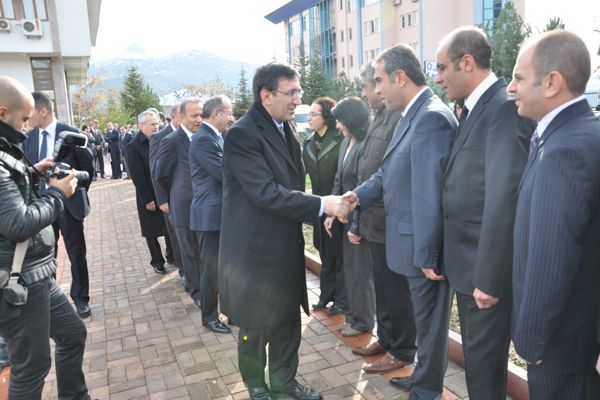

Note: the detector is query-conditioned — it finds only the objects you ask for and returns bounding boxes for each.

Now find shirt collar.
[41,119,58,138]
[464,72,497,117]
[402,87,428,117]
[272,119,284,131]
[203,121,222,137]
[170,122,177,131]
[180,123,194,140]
[536,95,586,138]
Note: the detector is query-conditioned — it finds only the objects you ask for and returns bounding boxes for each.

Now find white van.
[294,104,311,140]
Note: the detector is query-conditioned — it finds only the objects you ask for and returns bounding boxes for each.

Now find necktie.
[39,130,48,161]
[217,134,224,147]
[460,106,469,124]
[529,129,540,154]
[276,124,287,142]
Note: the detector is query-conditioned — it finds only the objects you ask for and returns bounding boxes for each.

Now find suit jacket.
[105,128,120,154]
[189,123,223,232]
[302,127,343,256]
[219,103,321,329]
[126,131,167,238]
[512,99,600,372]
[355,89,456,276]
[155,127,193,228]
[149,124,174,206]
[442,78,534,296]
[24,123,94,220]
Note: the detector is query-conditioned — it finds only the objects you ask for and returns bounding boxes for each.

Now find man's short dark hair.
[532,30,590,95]
[252,63,300,104]
[446,26,492,70]
[376,44,426,86]
[32,91,53,113]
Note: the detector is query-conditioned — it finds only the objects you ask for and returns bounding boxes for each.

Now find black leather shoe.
[273,382,322,400]
[75,302,92,318]
[389,376,413,391]
[153,264,166,274]
[181,275,191,293]
[249,387,272,400]
[311,300,328,310]
[327,304,345,316]
[203,319,231,334]
[194,298,202,308]
[166,257,176,265]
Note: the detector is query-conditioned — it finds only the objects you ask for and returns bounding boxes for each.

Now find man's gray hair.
[202,95,232,119]
[138,109,157,124]
[361,62,376,84]
[180,98,202,116]
[169,103,180,118]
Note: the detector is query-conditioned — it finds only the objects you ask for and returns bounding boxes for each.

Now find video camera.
[45,131,90,186]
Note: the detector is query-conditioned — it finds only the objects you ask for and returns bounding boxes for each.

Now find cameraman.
[23,92,94,318]
[0,77,90,398]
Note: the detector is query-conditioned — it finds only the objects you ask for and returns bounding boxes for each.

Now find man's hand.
[146,201,156,212]
[48,169,77,198]
[324,216,336,238]
[596,354,600,375]
[473,287,499,309]
[341,191,359,212]
[347,231,361,245]
[33,157,54,175]
[159,203,169,214]
[323,195,350,222]
[421,268,446,281]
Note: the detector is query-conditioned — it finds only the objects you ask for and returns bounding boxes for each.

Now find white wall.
[56,0,92,57]
[0,20,53,53]
[0,55,34,89]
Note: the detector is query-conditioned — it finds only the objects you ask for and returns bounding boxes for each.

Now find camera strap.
[10,240,28,282]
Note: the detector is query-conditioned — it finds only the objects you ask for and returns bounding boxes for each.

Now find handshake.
[322,191,359,223]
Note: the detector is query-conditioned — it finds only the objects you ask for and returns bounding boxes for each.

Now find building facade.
[0,0,101,123]
[266,0,525,80]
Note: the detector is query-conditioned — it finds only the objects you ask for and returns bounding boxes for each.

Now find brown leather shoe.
[363,352,412,373]
[352,340,386,357]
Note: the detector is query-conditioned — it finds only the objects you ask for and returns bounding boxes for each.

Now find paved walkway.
[3,174,471,399]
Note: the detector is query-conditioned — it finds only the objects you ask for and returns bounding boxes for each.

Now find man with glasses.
[219,63,349,400]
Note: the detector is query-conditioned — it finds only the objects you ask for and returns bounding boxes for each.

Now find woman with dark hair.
[302,97,346,316]
[325,96,375,337]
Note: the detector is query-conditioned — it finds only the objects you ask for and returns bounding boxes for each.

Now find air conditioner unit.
[0,18,10,32]
[393,0,401,5]
[21,18,42,37]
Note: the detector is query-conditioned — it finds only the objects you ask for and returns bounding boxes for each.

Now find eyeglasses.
[274,89,304,98]
[308,112,322,117]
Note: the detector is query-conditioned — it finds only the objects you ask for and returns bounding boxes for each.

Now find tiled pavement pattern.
[2,173,473,399]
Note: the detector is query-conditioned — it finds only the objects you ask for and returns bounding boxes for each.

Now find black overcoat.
[126,131,167,238]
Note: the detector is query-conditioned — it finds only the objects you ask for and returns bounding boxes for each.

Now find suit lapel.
[444,78,506,178]
[305,136,318,163]
[317,129,341,161]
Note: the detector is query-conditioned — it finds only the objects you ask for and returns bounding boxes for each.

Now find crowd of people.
[0,24,598,400]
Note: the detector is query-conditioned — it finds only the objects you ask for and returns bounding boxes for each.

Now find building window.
[361,0,379,6]
[349,55,354,67]
[483,0,502,33]
[400,14,405,29]
[348,27,352,40]
[22,0,48,21]
[290,19,301,36]
[411,11,418,26]
[364,18,380,35]
[341,57,345,68]
[340,0,343,10]
[347,0,355,12]
[31,58,55,108]
[0,0,15,19]
[340,30,344,42]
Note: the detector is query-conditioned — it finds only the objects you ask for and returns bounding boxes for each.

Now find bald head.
[0,76,34,132]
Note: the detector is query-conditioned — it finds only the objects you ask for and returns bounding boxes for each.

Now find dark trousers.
[146,236,167,267]
[342,233,375,332]
[164,214,183,275]
[110,150,121,178]
[456,290,511,400]
[57,211,90,304]
[528,364,600,400]
[196,231,220,322]
[406,274,451,399]
[238,316,301,391]
[96,151,105,176]
[367,241,417,362]
[0,278,88,400]
[174,225,202,300]
[317,252,346,308]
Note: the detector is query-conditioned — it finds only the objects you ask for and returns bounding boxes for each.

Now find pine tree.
[234,66,252,111]
[491,1,531,82]
[544,17,565,31]
[302,57,332,105]
[119,66,161,120]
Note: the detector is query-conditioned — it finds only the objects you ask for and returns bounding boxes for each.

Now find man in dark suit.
[150,103,182,276]
[344,44,455,398]
[120,126,134,178]
[24,92,95,318]
[127,110,172,274]
[90,120,105,179]
[508,30,600,399]
[435,27,534,399]
[106,121,121,179]
[156,99,203,307]
[189,95,233,334]
[219,63,349,400]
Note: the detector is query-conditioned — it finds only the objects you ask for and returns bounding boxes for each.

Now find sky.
[92,0,288,63]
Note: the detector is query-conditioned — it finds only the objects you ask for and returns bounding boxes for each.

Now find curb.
[305,252,530,400]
